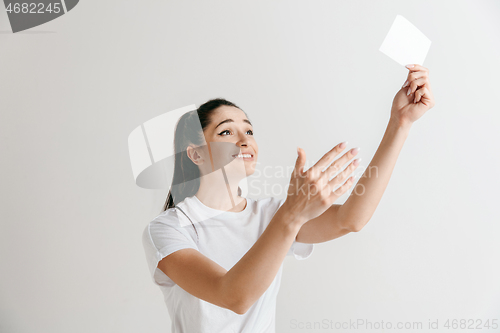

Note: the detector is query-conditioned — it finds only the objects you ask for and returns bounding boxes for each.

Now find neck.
[195,169,246,212]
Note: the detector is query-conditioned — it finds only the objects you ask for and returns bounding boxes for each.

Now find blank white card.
[379,15,432,67]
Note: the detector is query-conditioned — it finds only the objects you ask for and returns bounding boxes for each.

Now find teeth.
[233,154,252,158]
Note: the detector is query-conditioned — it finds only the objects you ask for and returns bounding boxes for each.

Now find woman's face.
[189,105,258,177]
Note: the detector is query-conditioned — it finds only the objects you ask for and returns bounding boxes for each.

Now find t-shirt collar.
[186,194,253,219]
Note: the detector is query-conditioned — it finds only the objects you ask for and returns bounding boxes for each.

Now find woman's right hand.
[283,142,361,227]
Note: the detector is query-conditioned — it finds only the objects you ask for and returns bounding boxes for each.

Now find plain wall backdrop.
[1,0,499,332]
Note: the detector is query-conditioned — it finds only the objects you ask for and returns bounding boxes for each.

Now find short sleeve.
[274,198,315,260]
[287,240,314,260]
[142,210,199,286]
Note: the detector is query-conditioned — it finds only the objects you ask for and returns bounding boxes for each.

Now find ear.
[187,145,204,165]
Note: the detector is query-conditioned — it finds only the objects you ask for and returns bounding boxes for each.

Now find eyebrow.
[214,118,252,130]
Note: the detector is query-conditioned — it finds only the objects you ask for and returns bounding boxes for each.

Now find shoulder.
[144,209,178,234]
[142,208,196,248]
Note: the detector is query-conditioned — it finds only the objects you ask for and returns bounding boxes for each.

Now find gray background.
[1,0,499,332]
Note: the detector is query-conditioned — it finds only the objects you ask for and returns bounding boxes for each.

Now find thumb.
[295,147,305,177]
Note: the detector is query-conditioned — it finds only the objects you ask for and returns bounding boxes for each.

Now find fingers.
[405,64,429,73]
[294,144,360,203]
[414,86,433,106]
[402,65,430,98]
[326,157,360,192]
[306,142,347,179]
[414,86,424,104]
[406,77,427,97]
[330,174,356,199]
[320,147,360,184]
[402,72,427,89]
[290,144,360,211]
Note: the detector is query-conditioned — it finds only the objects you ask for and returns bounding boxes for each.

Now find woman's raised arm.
[338,64,435,230]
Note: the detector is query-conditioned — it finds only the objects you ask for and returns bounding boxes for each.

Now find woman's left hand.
[390,64,435,128]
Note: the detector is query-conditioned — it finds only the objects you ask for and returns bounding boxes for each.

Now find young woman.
[142,64,435,333]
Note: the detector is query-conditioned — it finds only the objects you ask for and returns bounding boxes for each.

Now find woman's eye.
[218,129,254,136]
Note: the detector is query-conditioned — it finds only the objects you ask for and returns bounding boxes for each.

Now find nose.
[235,131,249,147]
[236,142,248,154]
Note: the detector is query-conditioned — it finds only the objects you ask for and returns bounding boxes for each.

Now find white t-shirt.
[142,195,314,333]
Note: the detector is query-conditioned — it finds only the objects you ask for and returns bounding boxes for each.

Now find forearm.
[338,118,411,230]
[221,205,302,314]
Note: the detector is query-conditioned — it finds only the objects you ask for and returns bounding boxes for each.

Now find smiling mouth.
[232,153,254,160]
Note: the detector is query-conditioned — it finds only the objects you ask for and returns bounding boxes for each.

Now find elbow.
[232,302,250,315]
[228,297,251,315]
[350,225,362,232]
[347,221,366,233]
[222,289,251,315]
[219,277,250,315]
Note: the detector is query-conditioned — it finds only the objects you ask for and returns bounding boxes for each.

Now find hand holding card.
[378,15,435,128]
[390,64,436,128]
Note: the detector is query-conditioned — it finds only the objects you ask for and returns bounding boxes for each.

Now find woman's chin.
[228,165,255,178]
[227,157,257,169]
